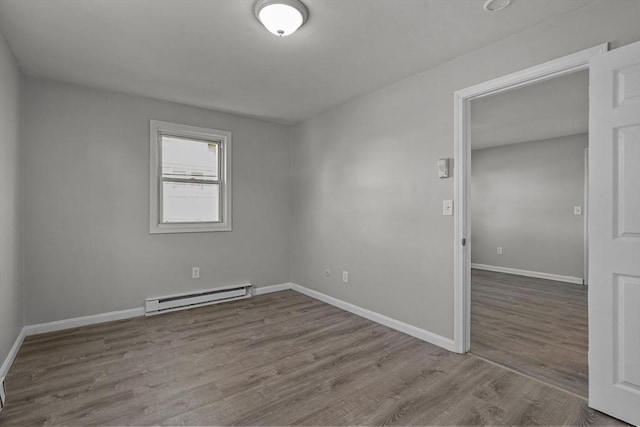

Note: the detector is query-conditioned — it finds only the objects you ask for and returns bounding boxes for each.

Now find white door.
[589,40,640,425]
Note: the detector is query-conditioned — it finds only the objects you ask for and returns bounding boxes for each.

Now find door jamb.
[584,147,589,286]
[452,43,608,354]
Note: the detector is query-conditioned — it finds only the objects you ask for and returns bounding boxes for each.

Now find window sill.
[149,222,232,234]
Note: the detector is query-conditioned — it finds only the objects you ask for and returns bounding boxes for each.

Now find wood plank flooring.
[471,269,589,398]
[0,289,621,426]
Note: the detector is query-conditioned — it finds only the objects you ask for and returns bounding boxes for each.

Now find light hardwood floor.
[0,290,621,426]
[471,269,589,398]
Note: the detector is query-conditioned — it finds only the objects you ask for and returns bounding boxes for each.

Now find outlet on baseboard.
[497,246,503,255]
[0,376,6,412]
[192,267,200,279]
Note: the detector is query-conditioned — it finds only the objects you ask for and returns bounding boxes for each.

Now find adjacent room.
[0,0,639,425]
[469,70,590,397]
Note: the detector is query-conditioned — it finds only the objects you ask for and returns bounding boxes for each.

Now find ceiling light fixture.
[483,0,511,12]
[254,0,308,37]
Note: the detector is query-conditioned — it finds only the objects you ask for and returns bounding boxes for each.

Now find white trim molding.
[252,282,456,352]
[453,43,608,354]
[0,328,26,380]
[1,281,456,382]
[0,283,292,379]
[17,282,295,338]
[471,263,584,285]
[291,284,456,352]
[224,282,457,351]
[24,307,145,336]
[252,282,294,295]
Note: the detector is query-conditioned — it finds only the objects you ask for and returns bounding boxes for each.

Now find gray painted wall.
[21,77,291,325]
[7,0,640,343]
[291,2,640,339]
[0,32,22,367]
[471,134,587,279]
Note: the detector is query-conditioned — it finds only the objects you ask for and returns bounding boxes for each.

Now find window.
[150,120,231,233]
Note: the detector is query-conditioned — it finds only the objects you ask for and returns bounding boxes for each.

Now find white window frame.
[149,120,232,234]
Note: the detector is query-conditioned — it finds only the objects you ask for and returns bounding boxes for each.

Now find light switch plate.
[442,200,453,216]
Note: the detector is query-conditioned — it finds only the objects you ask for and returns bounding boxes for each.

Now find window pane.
[162,182,220,223]
[161,135,219,180]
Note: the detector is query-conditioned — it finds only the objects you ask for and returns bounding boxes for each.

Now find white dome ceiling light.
[483,0,512,12]
[254,0,308,37]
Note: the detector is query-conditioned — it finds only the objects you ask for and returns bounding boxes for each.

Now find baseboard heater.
[145,283,253,315]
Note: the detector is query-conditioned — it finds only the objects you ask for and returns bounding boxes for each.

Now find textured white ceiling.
[0,0,597,124]
[471,70,589,149]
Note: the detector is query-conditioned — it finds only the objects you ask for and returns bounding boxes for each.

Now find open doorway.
[468,69,589,397]
[451,43,608,388]
[454,41,640,426]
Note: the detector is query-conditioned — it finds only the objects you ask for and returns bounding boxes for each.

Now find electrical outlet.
[497,246,503,255]
[574,206,582,215]
[342,271,349,283]
[192,267,200,279]
[325,270,331,277]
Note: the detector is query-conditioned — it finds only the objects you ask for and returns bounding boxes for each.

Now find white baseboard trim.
[253,283,294,295]
[2,281,456,381]
[24,307,145,336]
[290,283,457,353]
[1,285,293,379]
[23,282,295,337]
[471,263,584,285]
[0,327,26,379]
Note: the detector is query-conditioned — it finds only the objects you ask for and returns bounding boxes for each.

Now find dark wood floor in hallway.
[471,269,589,398]
[1,290,620,426]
